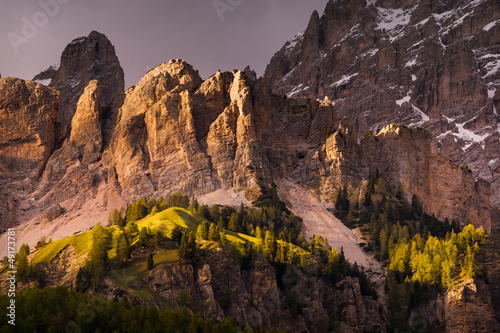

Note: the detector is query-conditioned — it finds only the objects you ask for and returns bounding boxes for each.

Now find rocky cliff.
[265,0,500,208]
[411,278,500,332]
[0,78,59,230]
[34,30,124,143]
[1,59,497,253]
[361,124,494,232]
[1,242,384,333]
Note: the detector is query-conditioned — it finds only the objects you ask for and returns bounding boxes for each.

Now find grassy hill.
[29,206,305,266]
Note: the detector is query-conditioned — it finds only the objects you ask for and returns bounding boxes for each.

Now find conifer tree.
[196,221,210,241]
[147,253,154,270]
[208,223,219,241]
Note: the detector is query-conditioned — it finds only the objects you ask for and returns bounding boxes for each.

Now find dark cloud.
[0,0,327,88]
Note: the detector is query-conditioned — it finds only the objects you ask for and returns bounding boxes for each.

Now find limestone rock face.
[0,78,59,178]
[107,60,341,202]
[361,124,495,232]
[109,59,212,199]
[412,279,500,332]
[0,31,126,243]
[0,77,58,230]
[70,80,102,164]
[143,247,385,333]
[264,0,500,206]
[34,31,124,142]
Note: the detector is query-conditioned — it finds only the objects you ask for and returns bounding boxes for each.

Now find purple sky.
[1,0,327,88]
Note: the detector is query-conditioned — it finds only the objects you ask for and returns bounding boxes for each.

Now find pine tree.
[171,224,183,243]
[341,185,350,212]
[364,191,372,207]
[461,244,476,279]
[179,232,198,263]
[154,230,164,247]
[110,208,123,226]
[17,249,29,282]
[220,230,227,247]
[89,224,109,289]
[395,184,403,200]
[228,213,238,231]
[379,229,388,260]
[137,227,149,247]
[335,190,343,212]
[116,233,130,264]
[263,230,277,259]
[208,223,219,241]
[147,253,154,270]
[209,205,221,223]
[196,221,210,241]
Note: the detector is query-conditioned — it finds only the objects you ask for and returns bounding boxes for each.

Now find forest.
[0,286,276,333]
[3,177,487,332]
[335,171,487,331]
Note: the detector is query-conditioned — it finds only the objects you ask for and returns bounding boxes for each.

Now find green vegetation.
[11,189,380,329]
[0,286,276,333]
[31,230,93,264]
[336,171,487,331]
[389,224,485,287]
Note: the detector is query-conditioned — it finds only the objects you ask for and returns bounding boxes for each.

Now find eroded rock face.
[0,31,126,240]
[143,248,385,333]
[70,80,102,164]
[361,124,495,232]
[264,0,500,206]
[3,57,497,240]
[412,279,500,332]
[34,31,124,142]
[0,78,59,179]
[107,60,341,204]
[0,78,58,230]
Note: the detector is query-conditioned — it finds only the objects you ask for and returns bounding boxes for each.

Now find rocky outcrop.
[69,80,102,164]
[142,247,385,332]
[0,77,59,230]
[34,31,124,142]
[361,124,495,232]
[411,279,500,332]
[264,0,500,206]
[32,65,58,83]
[0,78,59,179]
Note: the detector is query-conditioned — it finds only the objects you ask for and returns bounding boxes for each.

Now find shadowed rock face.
[361,124,494,232]
[34,30,124,144]
[264,0,500,206]
[0,77,59,229]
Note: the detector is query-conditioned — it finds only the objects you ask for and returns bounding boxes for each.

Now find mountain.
[264,0,500,208]
[0,26,497,257]
[0,19,500,332]
[33,30,125,144]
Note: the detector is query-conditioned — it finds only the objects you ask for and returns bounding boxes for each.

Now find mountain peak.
[33,30,124,143]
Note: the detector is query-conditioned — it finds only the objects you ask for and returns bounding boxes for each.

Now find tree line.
[0,286,278,333]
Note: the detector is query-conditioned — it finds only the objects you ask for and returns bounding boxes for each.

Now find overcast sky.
[0,0,327,88]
